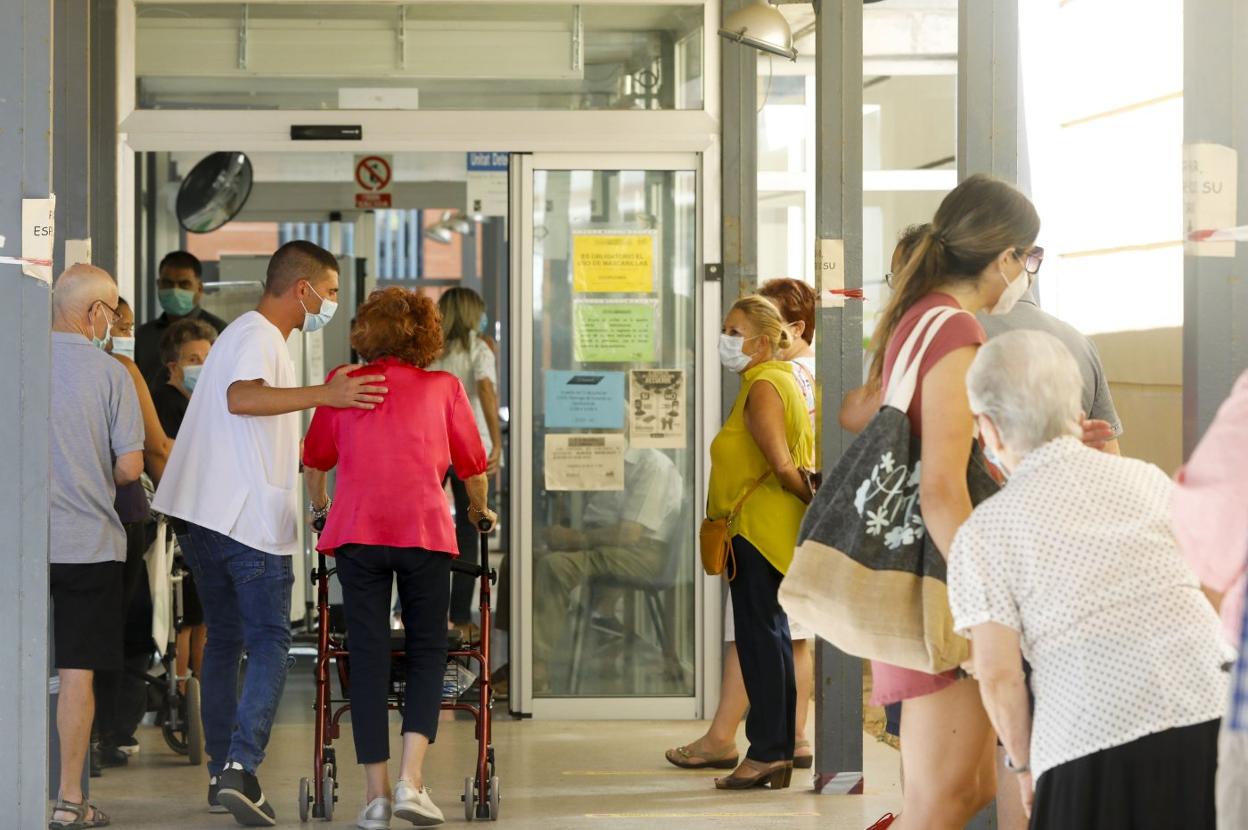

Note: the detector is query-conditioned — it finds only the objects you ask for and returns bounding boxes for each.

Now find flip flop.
[665,743,739,770]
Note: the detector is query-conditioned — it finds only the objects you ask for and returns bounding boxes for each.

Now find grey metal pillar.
[720,0,758,419]
[0,1,53,826]
[1182,0,1248,454]
[89,0,117,279]
[54,0,91,277]
[812,0,864,795]
[957,0,1020,184]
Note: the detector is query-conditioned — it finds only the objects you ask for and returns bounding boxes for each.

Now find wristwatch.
[1004,754,1030,774]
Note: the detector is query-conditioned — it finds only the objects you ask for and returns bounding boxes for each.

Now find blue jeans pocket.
[226,548,268,585]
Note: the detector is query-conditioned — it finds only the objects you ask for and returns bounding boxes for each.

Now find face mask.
[158,287,197,317]
[982,441,1009,476]
[89,304,111,351]
[989,265,1029,316]
[300,283,338,333]
[181,364,203,394]
[718,334,754,374]
[111,335,135,360]
[477,316,490,335]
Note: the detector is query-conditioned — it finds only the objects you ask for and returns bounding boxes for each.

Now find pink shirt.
[1172,369,1248,642]
[302,358,489,556]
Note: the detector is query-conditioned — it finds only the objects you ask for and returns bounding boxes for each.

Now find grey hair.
[966,329,1083,454]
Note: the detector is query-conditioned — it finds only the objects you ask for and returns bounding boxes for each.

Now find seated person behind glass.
[533,448,683,691]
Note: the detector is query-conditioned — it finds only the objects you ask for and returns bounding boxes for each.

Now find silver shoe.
[393,779,444,827]
[357,796,392,830]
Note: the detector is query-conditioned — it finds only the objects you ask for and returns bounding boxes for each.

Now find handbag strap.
[729,470,772,520]
[884,306,965,412]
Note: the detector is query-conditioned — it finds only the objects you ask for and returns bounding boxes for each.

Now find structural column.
[0,1,54,827]
[54,0,91,276]
[956,0,1020,184]
[812,0,864,795]
[1182,0,1248,452]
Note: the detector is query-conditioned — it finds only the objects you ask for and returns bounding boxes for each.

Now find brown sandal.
[665,742,739,770]
[49,798,110,829]
[793,739,814,769]
[714,758,793,790]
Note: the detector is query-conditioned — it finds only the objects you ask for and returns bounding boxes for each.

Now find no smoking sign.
[354,154,393,209]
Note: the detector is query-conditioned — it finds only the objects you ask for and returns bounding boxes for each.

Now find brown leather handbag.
[700,472,771,580]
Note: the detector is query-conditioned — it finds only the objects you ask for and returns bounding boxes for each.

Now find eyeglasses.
[1018,246,1045,276]
[884,272,894,288]
[93,300,121,324]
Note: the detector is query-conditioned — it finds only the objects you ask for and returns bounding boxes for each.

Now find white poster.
[629,369,686,449]
[466,151,509,217]
[21,196,55,283]
[817,238,846,307]
[1184,143,1238,258]
[544,433,626,491]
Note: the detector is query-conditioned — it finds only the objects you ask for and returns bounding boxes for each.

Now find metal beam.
[90,0,118,279]
[0,1,53,826]
[720,0,758,420]
[54,0,91,277]
[1183,0,1248,454]
[957,0,1019,184]
[813,0,864,795]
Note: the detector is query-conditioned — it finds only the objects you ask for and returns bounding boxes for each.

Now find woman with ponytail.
[856,175,1042,830]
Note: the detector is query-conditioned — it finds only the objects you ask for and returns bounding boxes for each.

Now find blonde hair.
[437,287,486,354]
[731,294,793,358]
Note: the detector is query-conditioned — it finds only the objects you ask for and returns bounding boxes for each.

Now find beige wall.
[1091,327,1183,474]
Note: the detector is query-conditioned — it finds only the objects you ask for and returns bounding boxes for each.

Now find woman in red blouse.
[303,287,496,829]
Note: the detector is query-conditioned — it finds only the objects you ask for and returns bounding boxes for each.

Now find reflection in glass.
[530,168,697,698]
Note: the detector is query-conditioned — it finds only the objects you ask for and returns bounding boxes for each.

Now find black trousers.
[336,544,451,765]
[447,474,477,624]
[95,521,150,744]
[728,535,796,763]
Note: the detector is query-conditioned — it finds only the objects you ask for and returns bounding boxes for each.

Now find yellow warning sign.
[572,233,654,293]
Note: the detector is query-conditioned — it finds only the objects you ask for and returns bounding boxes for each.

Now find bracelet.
[309,499,332,519]
[1004,754,1030,774]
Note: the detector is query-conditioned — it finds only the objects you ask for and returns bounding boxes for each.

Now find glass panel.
[863,75,956,172]
[529,166,697,698]
[758,190,808,284]
[135,2,704,111]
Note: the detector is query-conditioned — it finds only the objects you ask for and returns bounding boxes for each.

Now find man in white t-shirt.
[153,240,387,827]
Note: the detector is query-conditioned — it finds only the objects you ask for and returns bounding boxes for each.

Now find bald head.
[52,265,119,336]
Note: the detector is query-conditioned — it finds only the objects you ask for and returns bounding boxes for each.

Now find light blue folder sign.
[544,370,626,429]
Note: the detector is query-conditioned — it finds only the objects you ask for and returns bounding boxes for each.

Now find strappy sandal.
[714,758,793,790]
[793,738,814,769]
[665,741,739,770]
[49,798,110,829]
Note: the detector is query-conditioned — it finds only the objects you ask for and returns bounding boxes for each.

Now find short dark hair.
[160,318,217,365]
[265,240,339,296]
[159,250,203,278]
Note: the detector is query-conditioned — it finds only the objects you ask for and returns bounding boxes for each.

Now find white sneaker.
[357,796,392,830]
[393,779,444,827]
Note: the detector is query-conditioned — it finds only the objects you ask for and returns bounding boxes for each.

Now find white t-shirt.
[153,311,302,557]
[429,334,497,455]
[948,436,1230,782]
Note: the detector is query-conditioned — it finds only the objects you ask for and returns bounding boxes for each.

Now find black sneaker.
[217,762,276,827]
[99,744,129,768]
[208,775,229,814]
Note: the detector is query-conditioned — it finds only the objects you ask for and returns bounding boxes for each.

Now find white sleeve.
[226,326,284,388]
[948,514,1022,636]
[471,338,497,387]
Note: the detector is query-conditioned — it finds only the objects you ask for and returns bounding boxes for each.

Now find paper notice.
[629,369,686,449]
[1184,144,1238,258]
[817,238,846,307]
[544,433,626,491]
[572,232,655,293]
[573,299,657,363]
[21,196,55,283]
[64,238,92,267]
[545,370,626,429]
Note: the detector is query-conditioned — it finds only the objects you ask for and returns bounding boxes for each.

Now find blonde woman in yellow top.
[707,294,815,790]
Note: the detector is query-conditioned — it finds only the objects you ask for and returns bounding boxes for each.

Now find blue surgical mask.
[477,315,490,335]
[158,288,197,317]
[300,283,338,333]
[982,442,1010,478]
[111,336,135,361]
[718,334,753,374]
[181,364,203,394]
[89,305,111,351]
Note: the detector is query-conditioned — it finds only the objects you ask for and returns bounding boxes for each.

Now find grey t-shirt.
[978,292,1123,436]
[51,332,145,564]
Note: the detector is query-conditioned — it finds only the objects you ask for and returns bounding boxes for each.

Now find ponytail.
[868,228,948,385]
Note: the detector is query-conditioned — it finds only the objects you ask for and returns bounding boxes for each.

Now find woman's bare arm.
[744,381,812,503]
[840,383,882,434]
[117,354,171,482]
[918,345,979,556]
[477,377,503,474]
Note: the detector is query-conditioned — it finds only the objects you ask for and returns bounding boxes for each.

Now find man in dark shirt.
[136,251,227,388]
[151,317,217,438]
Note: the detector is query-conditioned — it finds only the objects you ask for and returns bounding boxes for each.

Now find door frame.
[511,151,713,720]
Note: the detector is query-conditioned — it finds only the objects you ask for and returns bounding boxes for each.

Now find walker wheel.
[321,764,336,821]
[298,777,311,822]
[186,676,204,766]
[488,776,500,820]
[463,777,476,822]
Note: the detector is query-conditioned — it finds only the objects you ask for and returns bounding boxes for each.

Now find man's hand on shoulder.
[323,364,388,411]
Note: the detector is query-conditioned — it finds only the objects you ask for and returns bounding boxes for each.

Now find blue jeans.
[179,523,294,777]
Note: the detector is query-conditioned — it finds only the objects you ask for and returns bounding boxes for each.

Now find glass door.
[512,153,703,718]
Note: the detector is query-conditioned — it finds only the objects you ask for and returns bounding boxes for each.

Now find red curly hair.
[759,278,817,344]
[350,287,444,367]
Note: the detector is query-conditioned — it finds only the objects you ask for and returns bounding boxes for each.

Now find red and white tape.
[0,255,53,268]
[1187,226,1248,243]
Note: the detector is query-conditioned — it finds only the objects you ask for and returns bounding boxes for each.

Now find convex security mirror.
[176,152,255,233]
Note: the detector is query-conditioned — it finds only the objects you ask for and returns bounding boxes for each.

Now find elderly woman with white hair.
[948,329,1231,830]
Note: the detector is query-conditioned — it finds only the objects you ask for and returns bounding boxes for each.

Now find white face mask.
[111,335,135,361]
[718,334,754,373]
[989,264,1029,316]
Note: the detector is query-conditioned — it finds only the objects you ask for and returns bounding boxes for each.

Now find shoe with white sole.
[393,779,443,827]
[357,796,392,830]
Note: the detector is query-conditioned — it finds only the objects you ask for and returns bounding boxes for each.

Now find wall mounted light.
[718,0,797,61]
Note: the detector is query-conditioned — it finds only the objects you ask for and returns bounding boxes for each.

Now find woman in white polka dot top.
[949,329,1232,830]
